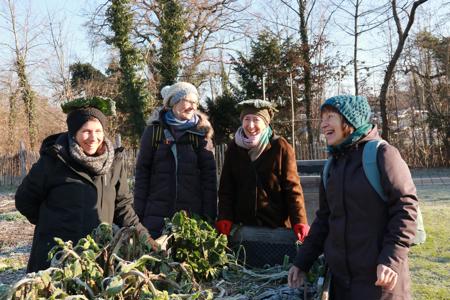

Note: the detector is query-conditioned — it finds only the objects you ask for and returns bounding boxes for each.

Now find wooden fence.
[0,143,40,186]
[0,142,326,187]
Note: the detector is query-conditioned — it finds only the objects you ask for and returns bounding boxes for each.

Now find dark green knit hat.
[237,99,278,125]
[320,95,372,129]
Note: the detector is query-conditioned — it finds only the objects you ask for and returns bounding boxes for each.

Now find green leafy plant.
[165,211,229,281]
[61,96,116,116]
[3,211,326,299]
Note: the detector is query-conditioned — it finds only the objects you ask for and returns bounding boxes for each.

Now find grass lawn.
[410,201,450,300]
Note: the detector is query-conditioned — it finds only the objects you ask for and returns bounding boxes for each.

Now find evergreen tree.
[206,92,240,145]
[156,0,186,92]
[232,31,303,138]
[69,62,106,90]
[106,0,149,146]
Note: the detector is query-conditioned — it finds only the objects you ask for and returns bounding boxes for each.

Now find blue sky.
[35,0,107,68]
[1,0,447,98]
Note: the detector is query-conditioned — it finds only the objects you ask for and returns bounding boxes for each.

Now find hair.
[321,105,354,136]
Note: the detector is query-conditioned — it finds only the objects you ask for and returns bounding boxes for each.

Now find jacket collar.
[147,106,214,139]
[41,132,121,186]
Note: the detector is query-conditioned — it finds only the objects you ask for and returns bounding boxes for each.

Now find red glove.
[216,220,233,236]
[294,223,310,242]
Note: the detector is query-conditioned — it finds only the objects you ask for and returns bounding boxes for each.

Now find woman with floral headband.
[15,97,152,273]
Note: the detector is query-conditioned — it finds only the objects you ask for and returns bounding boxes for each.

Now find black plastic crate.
[230,226,298,267]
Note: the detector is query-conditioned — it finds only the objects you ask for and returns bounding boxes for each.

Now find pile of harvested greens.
[0,211,326,299]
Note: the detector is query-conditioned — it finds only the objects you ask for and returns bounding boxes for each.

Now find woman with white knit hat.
[134,82,217,238]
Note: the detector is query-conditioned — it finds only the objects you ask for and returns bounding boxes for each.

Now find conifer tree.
[106,0,148,145]
[156,0,186,92]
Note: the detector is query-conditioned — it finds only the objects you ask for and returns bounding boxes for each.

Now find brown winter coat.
[15,133,147,273]
[218,134,308,227]
[293,126,418,300]
[134,109,217,238]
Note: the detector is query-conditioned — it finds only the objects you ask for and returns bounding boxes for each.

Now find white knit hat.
[161,82,199,107]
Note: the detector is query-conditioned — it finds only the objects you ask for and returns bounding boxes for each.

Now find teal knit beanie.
[320,95,372,129]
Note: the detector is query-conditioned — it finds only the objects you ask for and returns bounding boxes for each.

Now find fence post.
[115,134,122,148]
[19,141,27,180]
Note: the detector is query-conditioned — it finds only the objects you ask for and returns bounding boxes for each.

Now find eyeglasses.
[182,98,199,106]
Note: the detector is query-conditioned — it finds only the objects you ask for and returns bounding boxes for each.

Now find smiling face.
[172,93,199,120]
[320,107,354,146]
[75,118,104,155]
[242,114,267,137]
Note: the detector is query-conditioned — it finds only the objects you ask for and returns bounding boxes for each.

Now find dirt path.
[0,193,33,285]
[1,178,449,288]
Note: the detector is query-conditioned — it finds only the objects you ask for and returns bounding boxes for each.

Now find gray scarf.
[68,136,114,175]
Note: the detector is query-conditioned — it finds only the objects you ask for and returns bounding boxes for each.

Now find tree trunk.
[353,1,359,96]
[299,0,313,147]
[8,89,19,152]
[378,0,428,141]
[445,40,450,166]
[16,57,37,150]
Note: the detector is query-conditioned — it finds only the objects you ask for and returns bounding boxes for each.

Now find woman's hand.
[293,223,310,242]
[375,264,398,290]
[215,220,233,236]
[288,265,306,288]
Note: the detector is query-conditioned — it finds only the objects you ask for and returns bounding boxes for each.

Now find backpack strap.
[363,139,426,244]
[151,124,201,153]
[187,132,200,152]
[151,124,164,151]
[321,139,426,245]
[362,139,388,202]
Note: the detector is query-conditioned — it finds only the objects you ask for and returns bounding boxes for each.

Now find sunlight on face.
[172,94,199,121]
[75,119,104,155]
[242,114,267,137]
[320,110,353,146]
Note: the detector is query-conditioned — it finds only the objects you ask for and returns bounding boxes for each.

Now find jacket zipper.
[341,156,353,283]
[254,171,258,216]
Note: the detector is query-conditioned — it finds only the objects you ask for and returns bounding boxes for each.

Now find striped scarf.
[234,126,272,161]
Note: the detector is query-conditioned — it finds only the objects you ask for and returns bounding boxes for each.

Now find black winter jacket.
[15,133,147,273]
[134,109,217,238]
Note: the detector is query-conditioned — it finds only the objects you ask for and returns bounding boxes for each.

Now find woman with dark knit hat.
[216,99,309,242]
[288,95,418,300]
[134,82,217,238]
[15,97,152,273]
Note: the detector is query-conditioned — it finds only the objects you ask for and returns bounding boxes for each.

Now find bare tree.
[0,0,43,150]
[378,0,428,141]
[6,79,19,151]
[277,0,340,147]
[180,0,250,84]
[44,12,73,102]
[332,0,390,95]
[87,0,251,101]
[133,0,252,86]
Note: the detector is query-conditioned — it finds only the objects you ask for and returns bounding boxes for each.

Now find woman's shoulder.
[195,111,214,140]
[271,135,290,148]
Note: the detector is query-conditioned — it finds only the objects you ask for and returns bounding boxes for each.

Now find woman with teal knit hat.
[288,95,418,299]
[216,99,309,243]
